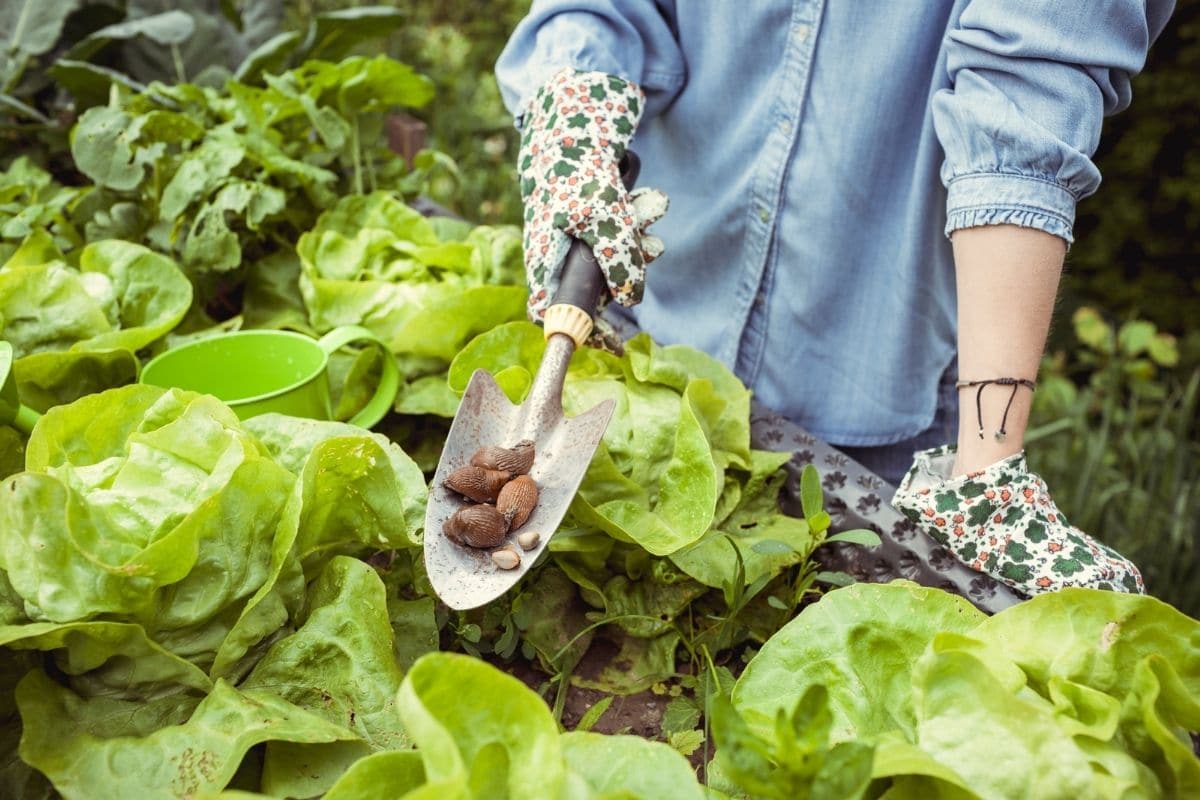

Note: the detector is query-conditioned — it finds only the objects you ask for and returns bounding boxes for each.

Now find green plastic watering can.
[2,326,400,434]
[0,341,39,434]
[140,326,400,427]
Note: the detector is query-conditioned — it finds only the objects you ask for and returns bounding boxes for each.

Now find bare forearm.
[951,224,1066,475]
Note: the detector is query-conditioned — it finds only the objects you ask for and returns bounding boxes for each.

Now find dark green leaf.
[813,570,855,587]
[0,93,49,123]
[575,696,614,733]
[751,538,797,556]
[800,463,822,521]
[233,30,301,83]
[62,10,195,62]
[47,60,148,109]
[0,0,83,62]
[823,528,882,547]
[304,7,405,62]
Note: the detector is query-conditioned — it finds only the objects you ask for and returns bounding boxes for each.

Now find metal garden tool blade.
[424,152,641,610]
[424,345,614,610]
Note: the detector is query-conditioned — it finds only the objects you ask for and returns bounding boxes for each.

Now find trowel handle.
[543,151,640,347]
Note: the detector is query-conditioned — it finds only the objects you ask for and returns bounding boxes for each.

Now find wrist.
[952,378,1035,476]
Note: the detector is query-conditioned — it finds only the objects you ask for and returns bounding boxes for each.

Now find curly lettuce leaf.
[0,237,190,409]
[732,582,986,743]
[1,387,287,625]
[297,192,525,360]
[396,652,565,798]
[0,620,213,696]
[244,558,407,797]
[322,750,426,799]
[0,238,191,357]
[16,672,356,800]
[735,583,1200,798]
[560,731,706,799]
[242,414,426,545]
[966,589,1200,796]
[669,449,812,588]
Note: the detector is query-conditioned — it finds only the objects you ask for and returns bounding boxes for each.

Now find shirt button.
[794,24,811,42]
[757,207,770,223]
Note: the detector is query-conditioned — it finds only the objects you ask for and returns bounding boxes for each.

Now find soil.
[502,655,672,740]
[497,638,753,774]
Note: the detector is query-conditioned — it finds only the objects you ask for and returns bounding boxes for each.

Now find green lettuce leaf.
[731,582,986,743]
[0,238,190,357]
[16,671,356,800]
[0,426,25,480]
[322,750,426,799]
[210,416,426,682]
[560,731,706,799]
[1,387,288,627]
[734,583,1200,798]
[12,348,139,414]
[0,238,190,409]
[396,652,566,798]
[911,643,1143,799]
[966,589,1200,796]
[242,414,427,545]
[0,620,213,695]
[967,588,1200,703]
[244,557,408,797]
[389,653,709,798]
[297,192,525,360]
[670,449,812,588]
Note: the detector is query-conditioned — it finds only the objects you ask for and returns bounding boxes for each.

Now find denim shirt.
[496,0,1172,446]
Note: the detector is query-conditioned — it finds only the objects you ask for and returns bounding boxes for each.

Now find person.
[494,1,1174,597]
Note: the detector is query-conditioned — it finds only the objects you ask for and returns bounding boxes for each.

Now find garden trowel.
[424,154,641,610]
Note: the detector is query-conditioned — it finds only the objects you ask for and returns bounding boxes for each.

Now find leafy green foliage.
[321,652,707,799]
[61,54,435,303]
[733,582,1200,798]
[0,386,430,796]
[712,687,874,800]
[0,1,405,146]
[1030,308,1200,616]
[0,159,84,260]
[0,233,190,412]
[296,191,525,357]
[379,1,531,224]
[1066,3,1200,337]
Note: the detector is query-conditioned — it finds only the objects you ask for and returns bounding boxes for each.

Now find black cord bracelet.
[955,378,1036,442]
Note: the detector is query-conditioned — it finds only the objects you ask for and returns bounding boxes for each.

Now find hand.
[518,68,668,321]
[891,445,1145,596]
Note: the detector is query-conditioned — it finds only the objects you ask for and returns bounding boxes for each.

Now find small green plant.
[710,685,874,799]
[1029,307,1200,615]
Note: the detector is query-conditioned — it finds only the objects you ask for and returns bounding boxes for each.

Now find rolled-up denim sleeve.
[495,0,687,121]
[932,0,1174,243]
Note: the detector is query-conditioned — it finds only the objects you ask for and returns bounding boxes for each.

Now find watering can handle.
[0,341,40,435]
[543,151,641,347]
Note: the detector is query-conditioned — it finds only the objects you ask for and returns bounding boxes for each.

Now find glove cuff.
[896,444,1028,496]
[522,68,645,156]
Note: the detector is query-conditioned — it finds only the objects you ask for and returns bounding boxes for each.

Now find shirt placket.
[724,2,825,381]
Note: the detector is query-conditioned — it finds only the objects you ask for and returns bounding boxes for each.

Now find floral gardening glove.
[891,445,1145,596]
[518,68,669,321]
